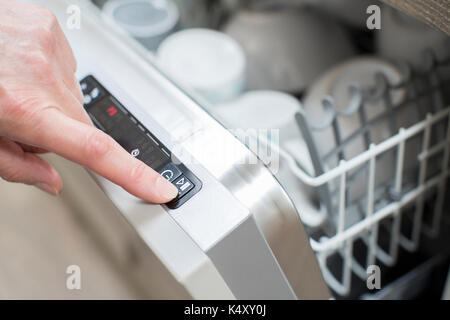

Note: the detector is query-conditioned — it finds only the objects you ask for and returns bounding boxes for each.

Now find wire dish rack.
[265,51,450,296]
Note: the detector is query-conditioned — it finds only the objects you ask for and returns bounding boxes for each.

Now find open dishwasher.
[38,0,450,299]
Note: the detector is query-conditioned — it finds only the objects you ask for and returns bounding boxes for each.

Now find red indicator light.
[107,106,117,117]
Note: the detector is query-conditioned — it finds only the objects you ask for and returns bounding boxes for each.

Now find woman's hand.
[0,1,178,202]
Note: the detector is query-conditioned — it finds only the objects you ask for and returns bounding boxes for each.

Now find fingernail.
[155,176,178,201]
[35,182,58,196]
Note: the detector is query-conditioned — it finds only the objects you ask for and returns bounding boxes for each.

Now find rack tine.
[389,129,406,264]
[376,72,397,135]
[295,111,335,227]
[351,85,372,150]
[400,114,432,251]
[424,113,450,237]
[366,145,378,267]
[393,61,412,89]
[322,97,346,161]
[425,50,444,109]
[343,240,353,295]
[338,162,347,234]
[319,240,354,296]
[374,130,406,267]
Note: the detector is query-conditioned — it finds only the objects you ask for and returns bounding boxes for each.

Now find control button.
[80,78,94,94]
[173,175,194,198]
[131,148,140,157]
[106,106,118,117]
[89,87,104,103]
[158,163,182,182]
[83,94,92,105]
[90,87,100,99]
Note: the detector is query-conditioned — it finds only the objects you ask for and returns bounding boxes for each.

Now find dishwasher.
[38,0,450,299]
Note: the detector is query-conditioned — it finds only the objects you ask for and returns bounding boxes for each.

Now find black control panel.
[80,75,202,209]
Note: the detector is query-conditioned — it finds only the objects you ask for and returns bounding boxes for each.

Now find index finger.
[30,109,179,203]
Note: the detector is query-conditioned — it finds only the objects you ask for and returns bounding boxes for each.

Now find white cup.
[157,28,246,104]
[103,0,179,51]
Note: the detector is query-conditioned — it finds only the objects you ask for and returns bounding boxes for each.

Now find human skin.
[0,0,178,203]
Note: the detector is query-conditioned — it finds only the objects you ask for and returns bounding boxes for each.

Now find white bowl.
[157,28,246,103]
[222,8,356,93]
[215,90,302,144]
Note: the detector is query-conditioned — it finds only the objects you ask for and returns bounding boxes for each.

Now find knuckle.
[32,10,58,52]
[25,51,52,75]
[22,51,59,87]
[39,7,59,31]
[35,27,57,53]
[84,130,114,159]
[0,167,21,183]
[0,87,30,125]
[129,161,148,184]
[0,86,16,116]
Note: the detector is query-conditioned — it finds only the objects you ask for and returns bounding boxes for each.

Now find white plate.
[302,57,414,205]
[303,57,408,160]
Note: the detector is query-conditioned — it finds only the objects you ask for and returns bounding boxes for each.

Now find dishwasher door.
[37,0,330,299]
[74,0,450,300]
